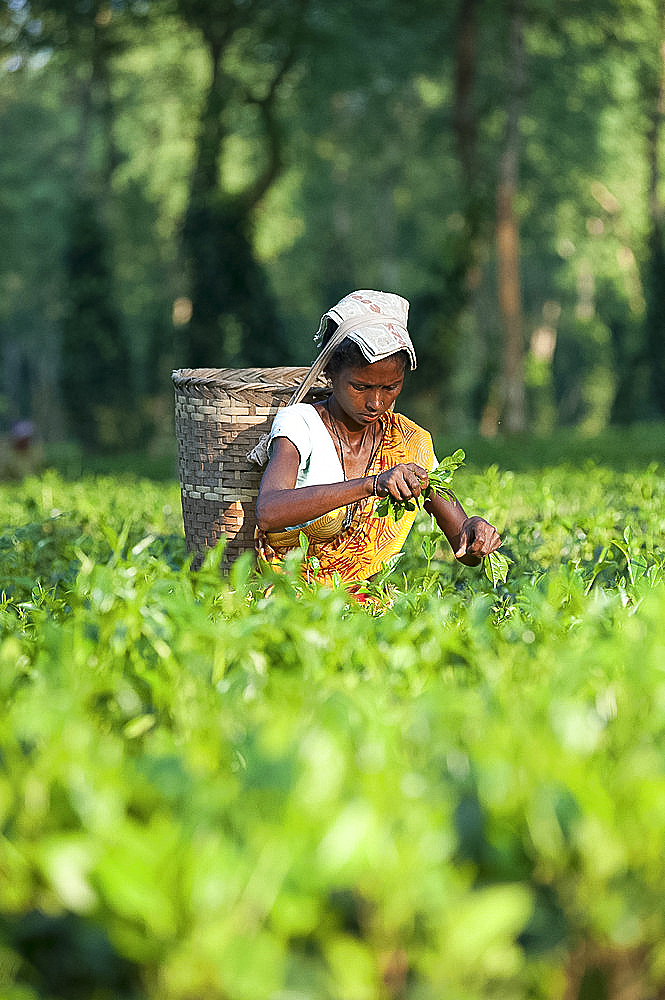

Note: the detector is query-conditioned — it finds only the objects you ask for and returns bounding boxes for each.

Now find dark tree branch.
[241,0,308,211]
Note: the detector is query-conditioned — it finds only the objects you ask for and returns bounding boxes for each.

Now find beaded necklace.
[326,398,383,531]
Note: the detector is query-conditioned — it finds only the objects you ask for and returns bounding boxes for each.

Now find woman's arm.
[371,464,502,566]
[255,437,376,532]
[423,491,501,566]
[256,441,435,533]
[257,440,501,564]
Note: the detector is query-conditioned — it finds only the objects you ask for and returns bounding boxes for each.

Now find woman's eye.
[350,383,400,391]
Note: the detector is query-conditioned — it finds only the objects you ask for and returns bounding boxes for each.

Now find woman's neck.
[324,397,366,449]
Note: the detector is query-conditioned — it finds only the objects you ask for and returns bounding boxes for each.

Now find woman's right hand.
[375,463,429,501]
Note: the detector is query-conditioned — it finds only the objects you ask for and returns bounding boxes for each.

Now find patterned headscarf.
[315,290,417,370]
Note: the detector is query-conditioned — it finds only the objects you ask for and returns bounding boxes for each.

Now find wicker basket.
[172,367,329,567]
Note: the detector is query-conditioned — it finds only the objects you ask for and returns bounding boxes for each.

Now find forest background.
[3,0,665,457]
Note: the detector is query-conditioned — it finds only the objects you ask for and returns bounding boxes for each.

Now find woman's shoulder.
[268,401,340,480]
[276,401,325,419]
[270,402,322,432]
[269,403,329,458]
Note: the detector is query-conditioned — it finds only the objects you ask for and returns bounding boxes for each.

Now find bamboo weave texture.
[172,367,328,566]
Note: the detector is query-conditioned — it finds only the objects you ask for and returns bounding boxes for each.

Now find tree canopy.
[1,0,665,448]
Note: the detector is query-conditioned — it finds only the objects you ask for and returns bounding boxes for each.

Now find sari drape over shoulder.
[257,410,434,585]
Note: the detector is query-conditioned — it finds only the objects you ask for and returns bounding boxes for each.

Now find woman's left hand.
[453,515,502,564]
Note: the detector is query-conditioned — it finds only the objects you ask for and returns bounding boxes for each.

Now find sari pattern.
[258,411,434,585]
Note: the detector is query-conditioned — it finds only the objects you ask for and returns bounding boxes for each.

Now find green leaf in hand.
[484,549,511,586]
[376,450,466,522]
[375,495,391,518]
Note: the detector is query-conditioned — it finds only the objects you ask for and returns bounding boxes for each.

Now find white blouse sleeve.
[267,404,343,487]
[268,405,313,468]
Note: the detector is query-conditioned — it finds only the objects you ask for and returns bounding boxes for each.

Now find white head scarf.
[315,289,417,370]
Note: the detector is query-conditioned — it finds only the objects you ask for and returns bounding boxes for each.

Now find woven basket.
[172,367,329,567]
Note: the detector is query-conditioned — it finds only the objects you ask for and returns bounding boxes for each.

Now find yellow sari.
[257,411,434,585]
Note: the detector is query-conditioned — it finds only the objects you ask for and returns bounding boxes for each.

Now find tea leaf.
[375,450,465,523]
[483,549,511,586]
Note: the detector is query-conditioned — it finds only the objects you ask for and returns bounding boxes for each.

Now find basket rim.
[172,366,329,393]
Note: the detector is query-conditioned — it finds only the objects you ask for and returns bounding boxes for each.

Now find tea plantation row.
[0,462,664,1000]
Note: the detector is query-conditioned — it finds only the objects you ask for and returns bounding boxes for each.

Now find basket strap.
[247,312,403,465]
[286,312,401,405]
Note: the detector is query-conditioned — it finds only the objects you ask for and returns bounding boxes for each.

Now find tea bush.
[0,460,664,999]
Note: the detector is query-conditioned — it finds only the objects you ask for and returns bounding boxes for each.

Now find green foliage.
[60,196,137,451]
[375,449,466,522]
[484,548,511,585]
[0,455,665,996]
[176,0,306,367]
[182,199,285,368]
[4,0,665,441]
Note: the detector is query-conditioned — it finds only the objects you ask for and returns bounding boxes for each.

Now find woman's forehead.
[341,356,406,382]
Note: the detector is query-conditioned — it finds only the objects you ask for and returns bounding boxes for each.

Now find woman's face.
[330,356,405,429]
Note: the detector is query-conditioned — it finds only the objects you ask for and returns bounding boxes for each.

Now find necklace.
[326,398,383,531]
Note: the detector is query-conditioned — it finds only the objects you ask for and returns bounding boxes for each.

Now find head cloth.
[315,290,417,370]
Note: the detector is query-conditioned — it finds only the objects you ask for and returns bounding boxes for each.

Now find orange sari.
[257,411,434,585]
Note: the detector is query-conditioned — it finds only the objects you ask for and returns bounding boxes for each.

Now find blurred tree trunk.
[645,28,665,418]
[409,0,483,429]
[451,0,490,429]
[178,0,306,369]
[496,0,526,433]
[564,942,651,1000]
[454,0,480,187]
[44,1,135,450]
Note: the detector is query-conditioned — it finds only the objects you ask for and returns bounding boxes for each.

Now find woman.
[255,290,501,585]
